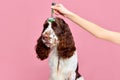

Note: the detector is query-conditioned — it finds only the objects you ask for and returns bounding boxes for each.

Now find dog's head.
[35,17,76,60]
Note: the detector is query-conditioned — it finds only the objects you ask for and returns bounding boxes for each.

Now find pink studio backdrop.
[0,0,120,80]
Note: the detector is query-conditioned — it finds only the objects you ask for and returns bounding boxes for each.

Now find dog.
[35,17,84,80]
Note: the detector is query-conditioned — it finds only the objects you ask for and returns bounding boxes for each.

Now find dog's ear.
[35,21,50,60]
[56,17,76,58]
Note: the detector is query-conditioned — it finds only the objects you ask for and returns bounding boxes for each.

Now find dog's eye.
[51,34,56,38]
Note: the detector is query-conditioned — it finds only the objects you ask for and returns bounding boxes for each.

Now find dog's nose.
[42,32,50,41]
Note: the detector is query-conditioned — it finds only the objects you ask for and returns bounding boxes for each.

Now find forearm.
[66,12,106,38]
[66,12,120,44]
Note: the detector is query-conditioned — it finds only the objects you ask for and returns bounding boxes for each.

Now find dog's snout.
[42,32,51,41]
[42,34,48,39]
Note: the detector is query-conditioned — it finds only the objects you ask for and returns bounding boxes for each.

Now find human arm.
[52,4,120,44]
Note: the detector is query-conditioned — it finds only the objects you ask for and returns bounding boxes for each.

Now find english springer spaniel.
[35,17,84,80]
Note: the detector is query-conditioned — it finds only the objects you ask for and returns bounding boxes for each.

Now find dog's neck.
[49,46,58,57]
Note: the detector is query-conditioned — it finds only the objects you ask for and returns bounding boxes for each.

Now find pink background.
[0,0,120,80]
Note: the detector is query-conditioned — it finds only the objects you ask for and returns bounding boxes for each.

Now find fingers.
[51,4,64,10]
[51,4,60,10]
[51,4,67,17]
[51,4,63,16]
[54,10,60,15]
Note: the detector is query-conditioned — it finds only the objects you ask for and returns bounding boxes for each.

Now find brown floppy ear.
[35,21,50,60]
[57,18,76,58]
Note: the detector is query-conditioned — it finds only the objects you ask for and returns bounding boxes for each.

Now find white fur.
[77,77,84,80]
[49,47,84,80]
[42,22,84,80]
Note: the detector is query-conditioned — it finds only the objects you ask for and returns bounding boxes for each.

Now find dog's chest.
[49,47,77,73]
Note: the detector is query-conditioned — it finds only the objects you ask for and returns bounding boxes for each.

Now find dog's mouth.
[42,39,58,48]
[42,39,51,47]
[45,42,51,46]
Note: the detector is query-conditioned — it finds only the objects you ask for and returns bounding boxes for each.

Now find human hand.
[51,4,72,17]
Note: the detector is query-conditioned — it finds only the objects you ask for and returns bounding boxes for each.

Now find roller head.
[48,18,55,22]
